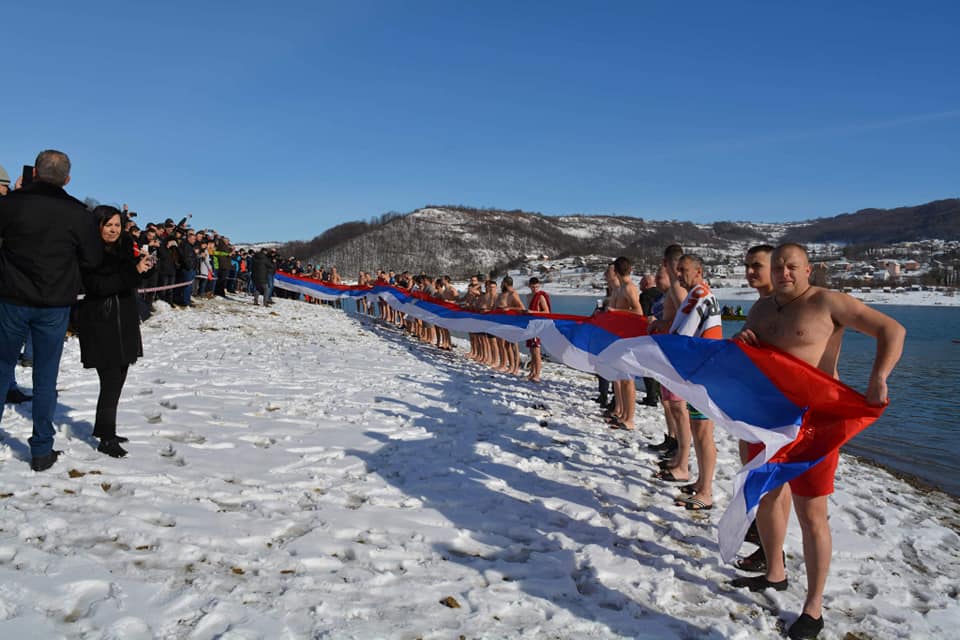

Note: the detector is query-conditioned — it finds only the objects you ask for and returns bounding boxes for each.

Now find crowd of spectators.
[0,152,280,469]
[124,217,282,315]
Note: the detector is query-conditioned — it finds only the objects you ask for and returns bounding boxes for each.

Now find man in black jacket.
[0,150,102,471]
[251,248,270,306]
[178,230,198,306]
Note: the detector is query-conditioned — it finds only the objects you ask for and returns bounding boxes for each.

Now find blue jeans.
[179,270,196,305]
[22,331,33,362]
[0,302,70,457]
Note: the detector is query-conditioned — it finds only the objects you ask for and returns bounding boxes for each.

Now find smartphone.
[21,165,34,187]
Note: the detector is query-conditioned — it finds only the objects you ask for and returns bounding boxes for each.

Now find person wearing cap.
[0,150,103,472]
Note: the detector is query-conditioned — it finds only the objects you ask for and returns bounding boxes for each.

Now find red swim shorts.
[525,337,541,348]
[746,442,839,497]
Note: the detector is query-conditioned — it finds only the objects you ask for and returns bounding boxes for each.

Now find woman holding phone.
[78,205,153,458]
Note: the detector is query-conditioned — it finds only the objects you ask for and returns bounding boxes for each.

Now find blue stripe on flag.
[650,335,804,430]
[742,458,824,511]
[556,319,623,354]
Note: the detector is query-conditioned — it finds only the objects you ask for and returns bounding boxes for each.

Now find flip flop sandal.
[684,498,713,511]
[654,469,688,482]
[735,549,785,573]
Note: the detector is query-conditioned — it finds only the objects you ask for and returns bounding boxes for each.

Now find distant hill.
[277,199,958,277]
[277,205,782,277]
[782,199,960,244]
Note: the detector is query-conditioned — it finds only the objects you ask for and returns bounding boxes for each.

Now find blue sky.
[5,1,959,242]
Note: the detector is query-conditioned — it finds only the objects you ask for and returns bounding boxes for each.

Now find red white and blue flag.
[275,273,886,561]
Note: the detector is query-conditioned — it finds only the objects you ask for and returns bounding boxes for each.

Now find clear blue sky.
[5,0,959,242]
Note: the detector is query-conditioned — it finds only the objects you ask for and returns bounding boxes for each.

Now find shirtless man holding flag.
[733,243,905,640]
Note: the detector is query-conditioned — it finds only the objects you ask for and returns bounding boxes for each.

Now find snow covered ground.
[1,297,958,639]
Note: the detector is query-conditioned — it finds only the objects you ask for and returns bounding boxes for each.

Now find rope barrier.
[137,280,193,294]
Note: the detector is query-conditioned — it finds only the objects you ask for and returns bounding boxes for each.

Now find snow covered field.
[1,297,958,639]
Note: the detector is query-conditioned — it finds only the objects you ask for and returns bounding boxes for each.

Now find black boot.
[98,438,128,458]
[5,388,32,404]
[30,450,61,471]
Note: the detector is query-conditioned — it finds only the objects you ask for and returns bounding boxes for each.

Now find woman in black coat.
[79,206,153,458]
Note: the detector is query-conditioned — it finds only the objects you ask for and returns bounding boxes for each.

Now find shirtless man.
[526,277,551,382]
[660,254,722,511]
[649,245,691,480]
[435,277,455,350]
[607,256,644,431]
[495,276,526,374]
[463,275,483,360]
[638,273,662,406]
[732,243,905,640]
[480,279,500,368]
[736,244,783,573]
[645,265,678,453]
[594,263,619,409]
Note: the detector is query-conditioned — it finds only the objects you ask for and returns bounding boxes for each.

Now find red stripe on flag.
[734,341,885,463]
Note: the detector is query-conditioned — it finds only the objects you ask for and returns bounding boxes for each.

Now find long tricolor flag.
[275,273,886,561]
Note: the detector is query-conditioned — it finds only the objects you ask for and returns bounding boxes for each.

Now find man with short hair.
[607,256,643,430]
[594,263,618,408]
[735,244,781,572]
[495,276,525,374]
[638,273,662,406]
[645,265,676,451]
[251,248,271,306]
[650,244,691,480]
[525,277,551,382]
[732,243,905,639]
[178,230,199,306]
[659,254,722,510]
[480,279,500,368]
[0,150,102,471]
[463,275,483,361]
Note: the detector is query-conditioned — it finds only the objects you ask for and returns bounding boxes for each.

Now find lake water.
[549,294,960,497]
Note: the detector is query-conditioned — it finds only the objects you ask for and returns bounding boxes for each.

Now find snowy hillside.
[290,205,794,277]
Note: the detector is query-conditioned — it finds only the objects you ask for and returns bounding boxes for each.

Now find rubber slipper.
[684,498,713,511]
[654,469,689,482]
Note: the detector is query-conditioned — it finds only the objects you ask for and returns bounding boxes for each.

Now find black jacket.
[178,239,198,270]
[78,235,143,369]
[251,251,272,283]
[156,241,178,276]
[0,181,102,307]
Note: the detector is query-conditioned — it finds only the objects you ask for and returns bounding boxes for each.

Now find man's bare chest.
[755,309,834,350]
